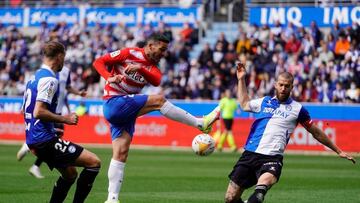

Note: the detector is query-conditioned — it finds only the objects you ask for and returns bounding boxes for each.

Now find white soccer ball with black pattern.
[192,134,215,156]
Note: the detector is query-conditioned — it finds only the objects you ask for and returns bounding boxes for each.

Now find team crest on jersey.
[129,49,145,60]
[285,105,292,111]
[46,81,55,97]
[110,50,121,58]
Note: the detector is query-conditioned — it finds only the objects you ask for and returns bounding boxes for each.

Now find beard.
[276,91,290,102]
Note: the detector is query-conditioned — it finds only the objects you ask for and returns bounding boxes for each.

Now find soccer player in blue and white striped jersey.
[22,41,100,203]
[224,63,355,203]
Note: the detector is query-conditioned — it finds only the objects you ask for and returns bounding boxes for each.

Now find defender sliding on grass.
[224,63,356,203]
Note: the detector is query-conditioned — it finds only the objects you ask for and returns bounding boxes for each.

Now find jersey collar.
[41,64,56,76]
[271,96,293,105]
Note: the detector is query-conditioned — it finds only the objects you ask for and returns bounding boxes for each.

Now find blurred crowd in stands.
[0,18,359,103]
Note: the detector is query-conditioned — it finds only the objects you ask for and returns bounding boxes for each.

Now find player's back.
[23,65,59,145]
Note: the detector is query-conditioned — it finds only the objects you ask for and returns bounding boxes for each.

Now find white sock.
[160,101,202,128]
[107,159,126,201]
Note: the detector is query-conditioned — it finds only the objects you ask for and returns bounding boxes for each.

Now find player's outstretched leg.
[138,95,220,133]
[17,143,29,161]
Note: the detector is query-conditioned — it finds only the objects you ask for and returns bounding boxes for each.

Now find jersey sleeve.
[93,49,129,80]
[297,106,313,129]
[137,65,162,86]
[37,77,58,104]
[249,97,265,113]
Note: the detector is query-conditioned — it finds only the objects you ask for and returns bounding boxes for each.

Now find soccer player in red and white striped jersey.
[93,34,220,203]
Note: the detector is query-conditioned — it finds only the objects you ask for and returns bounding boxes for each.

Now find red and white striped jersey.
[93,47,162,99]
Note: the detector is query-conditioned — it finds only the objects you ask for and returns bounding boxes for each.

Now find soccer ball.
[191,134,215,156]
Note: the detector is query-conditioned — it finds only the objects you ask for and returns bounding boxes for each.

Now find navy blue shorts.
[103,94,148,140]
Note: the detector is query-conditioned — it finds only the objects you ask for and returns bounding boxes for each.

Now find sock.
[160,101,202,128]
[34,158,43,167]
[247,184,268,203]
[217,132,227,149]
[107,159,125,201]
[227,198,244,203]
[73,167,100,203]
[212,130,221,143]
[227,131,237,150]
[49,176,75,203]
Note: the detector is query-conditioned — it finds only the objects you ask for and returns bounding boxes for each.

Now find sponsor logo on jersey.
[110,50,121,58]
[263,107,290,119]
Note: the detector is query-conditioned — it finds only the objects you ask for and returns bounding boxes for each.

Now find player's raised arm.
[236,62,252,112]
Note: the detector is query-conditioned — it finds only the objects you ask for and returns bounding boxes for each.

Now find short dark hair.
[42,41,65,59]
[146,33,170,44]
[277,72,294,84]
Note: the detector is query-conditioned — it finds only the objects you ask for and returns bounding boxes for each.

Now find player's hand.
[107,75,124,83]
[236,62,246,80]
[125,64,142,74]
[338,151,356,164]
[64,113,78,125]
[79,90,87,97]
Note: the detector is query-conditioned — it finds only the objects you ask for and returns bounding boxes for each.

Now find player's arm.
[34,101,77,125]
[93,49,128,82]
[299,107,356,164]
[306,124,355,164]
[236,62,251,112]
[65,71,87,97]
[67,86,87,97]
[34,78,77,125]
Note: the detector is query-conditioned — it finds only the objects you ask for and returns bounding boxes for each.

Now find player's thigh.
[138,94,166,116]
[112,131,132,162]
[73,149,101,168]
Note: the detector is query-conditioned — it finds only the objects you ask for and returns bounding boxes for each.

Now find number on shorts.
[54,139,70,153]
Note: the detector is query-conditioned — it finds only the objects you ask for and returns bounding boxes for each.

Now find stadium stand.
[0,1,359,103]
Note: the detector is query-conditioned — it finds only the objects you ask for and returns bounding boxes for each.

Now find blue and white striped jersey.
[23,64,59,145]
[244,96,312,156]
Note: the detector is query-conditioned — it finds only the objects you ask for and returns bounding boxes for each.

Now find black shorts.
[228,150,283,189]
[28,137,84,170]
[222,119,233,130]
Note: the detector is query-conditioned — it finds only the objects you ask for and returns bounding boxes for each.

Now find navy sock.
[34,158,42,167]
[49,176,75,203]
[73,167,100,203]
[247,184,268,203]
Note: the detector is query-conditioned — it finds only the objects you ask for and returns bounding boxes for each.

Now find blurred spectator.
[334,32,350,58]
[75,102,88,116]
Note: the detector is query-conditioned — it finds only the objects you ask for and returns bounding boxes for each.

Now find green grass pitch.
[0,144,359,203]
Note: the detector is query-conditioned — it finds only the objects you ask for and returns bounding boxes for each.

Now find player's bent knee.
[225,192,237,203]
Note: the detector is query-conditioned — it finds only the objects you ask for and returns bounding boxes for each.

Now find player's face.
[54,53,65,72]
[274,75,293,102]
[149,41,168,63]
